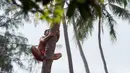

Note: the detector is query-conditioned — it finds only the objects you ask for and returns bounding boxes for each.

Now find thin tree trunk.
[41,24,60,73]
[98,18,109,73]
[72,18,90,73]
[63,16,74,73]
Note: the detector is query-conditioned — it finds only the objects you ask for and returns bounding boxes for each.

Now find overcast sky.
[11,15,130,73]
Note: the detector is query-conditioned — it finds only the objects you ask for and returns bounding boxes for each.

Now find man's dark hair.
[44,29,50,35]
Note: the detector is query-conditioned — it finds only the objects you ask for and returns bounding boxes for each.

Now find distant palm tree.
[72,16,90,73]
[62,15,74,73]
[97,3,130,73]
[67,0,130,73]
[66,1,102,73]
[98,17,109,73]
[6,0,130,73]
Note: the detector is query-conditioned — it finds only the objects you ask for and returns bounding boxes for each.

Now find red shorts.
[31,46,62,61]
[31,46,46,61]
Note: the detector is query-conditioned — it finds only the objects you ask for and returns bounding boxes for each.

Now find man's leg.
[53,53,62,60]
[31,46,62,61]
[45,53,62,61]
[31,46,45,61]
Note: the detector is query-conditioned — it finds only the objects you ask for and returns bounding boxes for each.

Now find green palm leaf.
[108,0,129,7]
[109,3,130,22]
[74,16,94,41]
[66,1,77,19]
[103,8,117,41]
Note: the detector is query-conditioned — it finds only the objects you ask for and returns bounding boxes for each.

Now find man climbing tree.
[7,0,64,73]
[31,29,62,62]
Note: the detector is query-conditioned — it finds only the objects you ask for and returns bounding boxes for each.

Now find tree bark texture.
[72,18,90,73]
[41,24,60,73]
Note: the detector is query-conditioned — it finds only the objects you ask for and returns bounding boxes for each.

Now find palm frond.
[74,2,102,41]
[103,8,117,41]
[89,2,102,18]
[75,16,94,42]
[66,0,77,19]
[77,3,92,20]
[109,3,130,22]
[108,0,129,7]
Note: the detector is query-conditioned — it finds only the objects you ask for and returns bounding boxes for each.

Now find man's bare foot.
[43,53,62,61]
[53,53,62,60]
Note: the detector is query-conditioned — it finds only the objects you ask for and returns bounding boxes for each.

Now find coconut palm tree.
[72,16,90,73]
[68,1,130,73]
[98,17,109,73]
[66,1,102,73]
[5,0,130,73]
[62,15,74,73]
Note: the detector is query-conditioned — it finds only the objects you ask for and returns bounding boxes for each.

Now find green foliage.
[109,3,130,22]
[0,0,10,9]
[3,0,130,49]
[0,0,65,73]
[69,11,95,42]
[1,0,130,72]
[7,0,64,26]
[40,8,52,22]
[7,0,40,14]
[102,6,117,41]
[0,1,31,73]
[76,17,94,41]
[21,0,39,14]
[67,0,102,42]
[39,5,64,26]
[66,0,102,21]
[66,1,77,18]
[76,0,86,3]
[98,0,104,4]
[108,0,129,8]
[69,0,130,42]
[0,31,30,73]
[52,5,64,23]
[55,0,63,4]
[77,3,92,20]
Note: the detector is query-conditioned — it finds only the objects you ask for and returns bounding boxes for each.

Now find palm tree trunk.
[98,18,109,73]
[72,18,90,73]
[63,16,74,73]
[41,24,60,73]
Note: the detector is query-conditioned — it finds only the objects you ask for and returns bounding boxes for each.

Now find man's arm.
[40,33,54,43]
